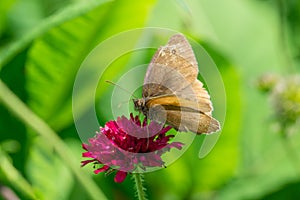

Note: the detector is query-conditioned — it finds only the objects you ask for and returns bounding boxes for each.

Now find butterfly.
[133,34,220,134]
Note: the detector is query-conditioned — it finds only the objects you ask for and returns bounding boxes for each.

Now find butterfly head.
[133,98,148,115]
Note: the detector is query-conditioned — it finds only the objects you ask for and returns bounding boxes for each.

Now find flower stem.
[281,138,300,176]
[280,127,300,176]
[132,173,147,200]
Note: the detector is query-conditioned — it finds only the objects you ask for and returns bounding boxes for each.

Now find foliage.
[0,0,300,199]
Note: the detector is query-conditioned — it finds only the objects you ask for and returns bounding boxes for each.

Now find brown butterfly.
[133,34,220,134]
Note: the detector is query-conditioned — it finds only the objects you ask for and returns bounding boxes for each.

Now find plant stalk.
[132,173,147,200]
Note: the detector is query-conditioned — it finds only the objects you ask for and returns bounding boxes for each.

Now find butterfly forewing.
[143,34,198,97]
[166,34,198,67]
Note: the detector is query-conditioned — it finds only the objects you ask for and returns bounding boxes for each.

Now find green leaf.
[25,0,157,131]
[26,137,74,200]
[0,0,113,69]
[0,80,107,200]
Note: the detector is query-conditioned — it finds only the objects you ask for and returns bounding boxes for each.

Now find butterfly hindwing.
[148,104,220,134]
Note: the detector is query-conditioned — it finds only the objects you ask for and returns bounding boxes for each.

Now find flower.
[81,114,183,183]
[271,75,300,128]
[256,73,280,93]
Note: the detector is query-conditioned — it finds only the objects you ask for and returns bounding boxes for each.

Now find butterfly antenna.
[105,80,138,99]
[115,99,131,109]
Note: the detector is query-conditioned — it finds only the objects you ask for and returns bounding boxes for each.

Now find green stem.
[282,139,300,176]
[280,127,300,176]
[132,173,147,200]
[0,80,107,200]
[0,147,38,199]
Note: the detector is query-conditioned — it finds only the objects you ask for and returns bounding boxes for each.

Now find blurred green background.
[1,0,300,199]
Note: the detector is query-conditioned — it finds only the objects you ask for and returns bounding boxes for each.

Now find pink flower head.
[81,114,183,183]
